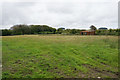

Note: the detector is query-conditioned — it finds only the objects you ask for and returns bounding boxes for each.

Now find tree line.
[1,24,56,36]
[1,24,120,36]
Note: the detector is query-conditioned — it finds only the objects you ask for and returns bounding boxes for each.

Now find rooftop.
[81,30,95,32]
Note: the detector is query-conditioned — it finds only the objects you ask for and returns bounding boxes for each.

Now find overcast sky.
[0,0,119,29]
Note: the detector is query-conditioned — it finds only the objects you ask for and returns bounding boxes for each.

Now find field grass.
[0,36,2,79]
[2,35,118,78]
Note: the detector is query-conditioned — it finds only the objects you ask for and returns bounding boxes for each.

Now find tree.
[70,29,77,34]
[90,25,97,31]
[2,29,12,36]
[11,24,31,35]
[56,28,65,34]
[30,25,56,34]
[109,28,112,32]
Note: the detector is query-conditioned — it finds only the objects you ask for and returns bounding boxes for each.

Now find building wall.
[80,31,95,35]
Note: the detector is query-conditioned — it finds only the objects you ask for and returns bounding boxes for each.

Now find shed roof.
[81,31,95,32]
[99,27,108,30]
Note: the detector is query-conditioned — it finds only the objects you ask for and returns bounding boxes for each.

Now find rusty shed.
[80,31,95,35]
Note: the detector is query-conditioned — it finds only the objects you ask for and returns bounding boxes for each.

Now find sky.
[0,0,119,29]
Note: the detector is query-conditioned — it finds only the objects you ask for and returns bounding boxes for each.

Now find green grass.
[2,35,118,78]
[0,36,2,80]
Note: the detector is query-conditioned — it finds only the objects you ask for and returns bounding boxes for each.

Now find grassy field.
[0,36,2,79]
[2,35,118,78]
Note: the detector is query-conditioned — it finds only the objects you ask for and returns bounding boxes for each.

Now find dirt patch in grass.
[47,67,70,78]
[72,69,86,78]
[82,64,118,78]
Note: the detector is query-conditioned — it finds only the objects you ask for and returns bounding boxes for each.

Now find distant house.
[60,28,65,30]
[99,27,108,30]
[80,30,95,35]
[58,27,65,30]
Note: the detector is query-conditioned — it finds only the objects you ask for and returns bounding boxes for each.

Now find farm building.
[80,31,95,35]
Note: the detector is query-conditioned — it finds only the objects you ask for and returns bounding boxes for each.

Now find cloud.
[0,0,119,29]
[0,3,2,26]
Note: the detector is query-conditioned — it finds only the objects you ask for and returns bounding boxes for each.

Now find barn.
[80,31,95,35]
